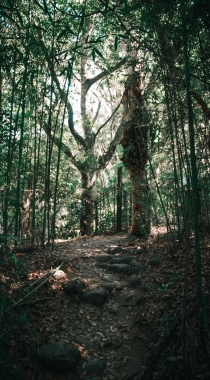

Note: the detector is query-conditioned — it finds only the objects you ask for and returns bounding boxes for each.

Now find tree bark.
[79,172,96,236]
[130,169,150,237]
[121,84,150,237]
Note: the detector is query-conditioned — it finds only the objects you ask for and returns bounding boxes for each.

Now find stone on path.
[107,247,122,255]
[109,255,132,264]
[129,276,142,286]
[101,273,115,282]
[135,248,149,255]
[122,249,133,255]
[82,288,107,306]
[128,264,148,276]
[96,254,113,262]
[126,292,136,301]
[86,358,105,374]
[63,278,86,294]
[53,270,66,280]
[148,256,160,266]
[109,263,129,273]
[101,283,114,292]
[107,305,118,314]
[37,341,81,371]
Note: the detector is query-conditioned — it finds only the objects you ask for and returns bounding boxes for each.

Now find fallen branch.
[20,297,52,306]
[12,262,64,308]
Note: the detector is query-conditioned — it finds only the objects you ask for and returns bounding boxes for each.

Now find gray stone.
[135,249,149,255]
[101,273,115,282]
[73,337,94,350]
[109,263,129,273]
[130,260,139,266]
[148,258,160,266]
[126,293,135,301]
[96,254,113,262]
[82,288,107,306]
[109,255,132,264]
[37,341,81,371]
[148,256,160,266]
[122,249,133,255]
[128,265,147,276]
[86,358,105,374]
[135,295,145,305]
[129,277,142,286]
[101,283,114,292]
[107,306,118,314]
[63,278,86,294]
[107,247,122,255]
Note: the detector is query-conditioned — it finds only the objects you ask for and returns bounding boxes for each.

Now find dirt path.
[23,232,175,379]
[2,231,208,379]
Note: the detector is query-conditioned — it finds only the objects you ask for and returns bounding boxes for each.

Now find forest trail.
[2,230,209,379]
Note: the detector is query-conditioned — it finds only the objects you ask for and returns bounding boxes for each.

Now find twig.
[20,297,52,306]
[24,271,52,292]
[11,262,64,308]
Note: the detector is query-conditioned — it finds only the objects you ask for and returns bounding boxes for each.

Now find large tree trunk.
[80,172,96,236]
[130,169,150,236]
[121,89,150,237]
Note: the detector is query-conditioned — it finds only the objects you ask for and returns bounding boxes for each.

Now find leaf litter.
[1,230,210,379]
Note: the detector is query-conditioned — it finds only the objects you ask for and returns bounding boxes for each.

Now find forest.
[1,0,210,379]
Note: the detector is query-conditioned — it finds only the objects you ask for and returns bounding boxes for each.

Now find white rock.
[53,270,66,279]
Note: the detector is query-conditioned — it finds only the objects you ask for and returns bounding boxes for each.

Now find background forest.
[1,0,210,378]
[1,0,210,244]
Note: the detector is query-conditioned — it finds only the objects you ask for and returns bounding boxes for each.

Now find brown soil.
[1,230,210,380]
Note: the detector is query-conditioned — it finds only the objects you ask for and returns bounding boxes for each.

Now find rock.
[109,255,132,264]
[82,288,107,306]
[63,278,86,294]
[148,256,160,266]
[107,306,118,314]
[86,358,105,374]
[126,292,135,301]
[73,337,94,350]
[128,265,148,276]
[129,277,142,286]
[53,270,66,280]
[96,254,113,262]
[107,247,122,255]
[101,283,114,292]
[101,273,115,282]
[135,249,149,255]
[135,295,145,305]
[130,260,139,266]
[37,341,81,371]
[122,249,133,255]
[109,264,129,273]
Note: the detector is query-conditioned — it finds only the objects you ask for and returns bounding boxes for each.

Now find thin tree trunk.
[181,0,208,362]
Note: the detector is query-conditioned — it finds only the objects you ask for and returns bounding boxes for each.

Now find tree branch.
[98,118,126,170]
[37,30,87,148]
[41,119,83,171]
[94,97,123,139]
[190,89,210,120]
[85,57,127,93]
[92,92,101,125]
